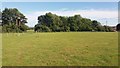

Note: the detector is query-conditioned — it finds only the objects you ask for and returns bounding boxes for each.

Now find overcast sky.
[2,2,118,27]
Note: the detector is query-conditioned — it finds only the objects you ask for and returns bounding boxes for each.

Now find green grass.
[0,33,2,67]
[2,32,118,66]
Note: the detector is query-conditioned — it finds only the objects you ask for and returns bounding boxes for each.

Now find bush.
[34,24,51,32]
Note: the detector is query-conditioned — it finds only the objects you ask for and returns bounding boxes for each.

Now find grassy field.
[2,32,118,66]
[0,33,2,67]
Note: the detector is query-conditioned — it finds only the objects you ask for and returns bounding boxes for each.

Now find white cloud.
[25,9,118,27]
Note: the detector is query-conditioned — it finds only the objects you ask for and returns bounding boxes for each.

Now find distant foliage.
[2,8,28,33]
[35,12,114,32]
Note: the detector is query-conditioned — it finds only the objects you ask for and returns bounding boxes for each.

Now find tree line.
[1,8,119,33]
[35,12,114,32]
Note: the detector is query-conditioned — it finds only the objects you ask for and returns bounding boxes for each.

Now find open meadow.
[2,32,118,66]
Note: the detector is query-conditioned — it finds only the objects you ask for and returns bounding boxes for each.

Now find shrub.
[34,24,51,32]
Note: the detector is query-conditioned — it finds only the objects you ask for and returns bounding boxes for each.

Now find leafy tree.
[68,17,77,31]
[2,8,28,32]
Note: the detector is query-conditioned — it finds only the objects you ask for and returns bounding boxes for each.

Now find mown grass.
[2,32,118,66]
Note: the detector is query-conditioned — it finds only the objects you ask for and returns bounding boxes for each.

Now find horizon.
[2,2,118,27]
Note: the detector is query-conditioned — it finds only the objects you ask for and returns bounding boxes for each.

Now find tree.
[2,8,28,32]
[68,15,82,31]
